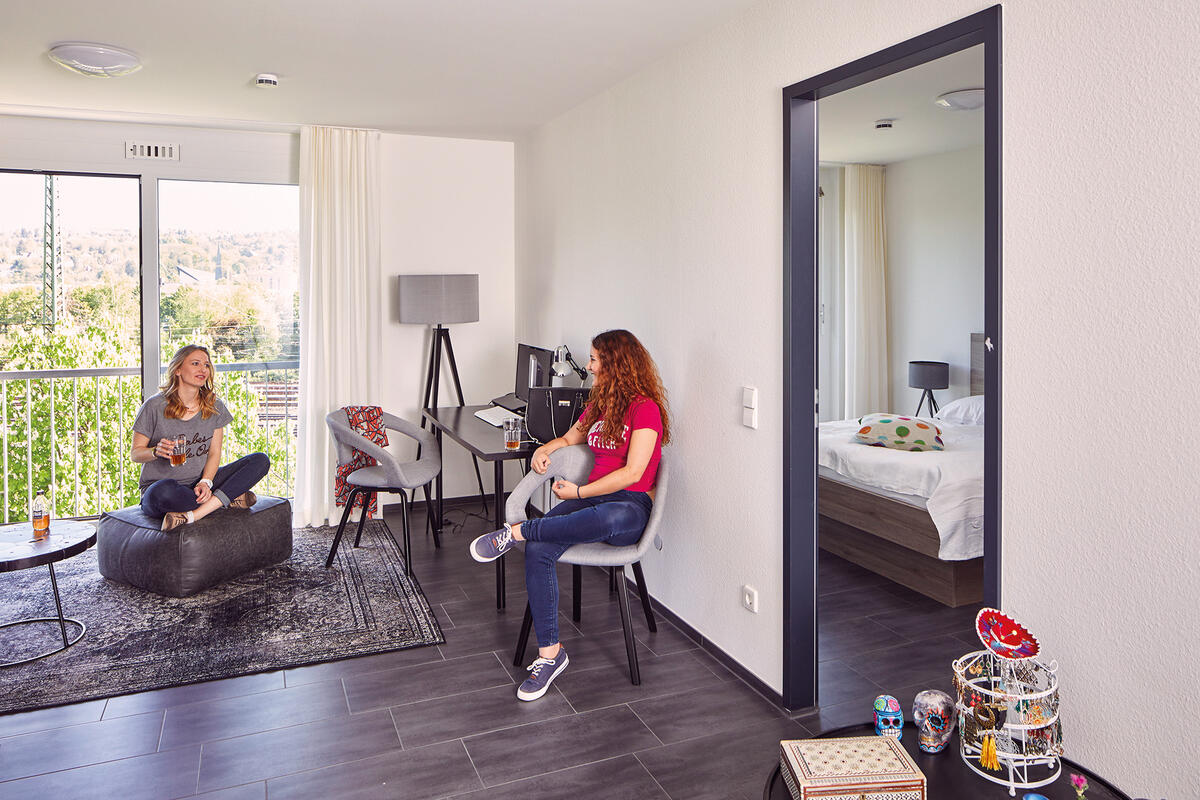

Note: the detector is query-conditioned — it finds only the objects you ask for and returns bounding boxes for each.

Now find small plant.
[1070,772,1089,799]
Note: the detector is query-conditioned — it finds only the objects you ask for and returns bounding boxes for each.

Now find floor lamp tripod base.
[419,325,490,534]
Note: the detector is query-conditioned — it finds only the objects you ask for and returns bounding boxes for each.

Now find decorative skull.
[873,694,903,739]
[912,689,956,753]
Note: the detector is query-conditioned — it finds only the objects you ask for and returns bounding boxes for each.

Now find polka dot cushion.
[853,413,944,451]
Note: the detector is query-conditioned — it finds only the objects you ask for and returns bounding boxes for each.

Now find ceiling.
[819,45,984,164]
[1,0,758,138]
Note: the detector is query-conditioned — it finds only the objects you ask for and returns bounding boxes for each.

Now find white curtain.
[295,126,382,527]
[841,164,889,418]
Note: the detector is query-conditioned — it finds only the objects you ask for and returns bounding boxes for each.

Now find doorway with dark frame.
[781,5,1002,713]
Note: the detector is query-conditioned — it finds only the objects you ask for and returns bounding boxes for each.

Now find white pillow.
[935,395,985,425]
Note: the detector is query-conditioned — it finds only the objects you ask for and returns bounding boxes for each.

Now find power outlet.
[741,584,759,613]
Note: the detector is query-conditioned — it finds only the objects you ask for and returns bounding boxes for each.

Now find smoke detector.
[48,42,142,77]
[874,119,895,130]
[255,73,279,88]
[935,88,985,111]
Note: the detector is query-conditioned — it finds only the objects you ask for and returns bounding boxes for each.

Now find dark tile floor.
[0,505,980,799]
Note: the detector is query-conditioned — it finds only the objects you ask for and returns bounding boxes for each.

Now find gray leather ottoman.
[97,495,293,597]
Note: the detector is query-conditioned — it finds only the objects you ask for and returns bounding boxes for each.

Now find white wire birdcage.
[953,649,1062,796]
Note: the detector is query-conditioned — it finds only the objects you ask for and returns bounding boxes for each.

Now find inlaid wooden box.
[780,736,927,800]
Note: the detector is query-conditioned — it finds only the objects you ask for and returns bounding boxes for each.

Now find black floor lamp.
[398,274,489,519]
[909,360,949,417]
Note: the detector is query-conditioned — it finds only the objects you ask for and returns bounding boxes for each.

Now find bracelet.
[198,478,213,488]
[576,485,582,500]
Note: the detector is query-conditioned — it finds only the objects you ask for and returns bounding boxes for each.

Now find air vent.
[125,141,180,160]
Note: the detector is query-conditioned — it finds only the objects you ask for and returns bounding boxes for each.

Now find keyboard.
[474,405,522,427]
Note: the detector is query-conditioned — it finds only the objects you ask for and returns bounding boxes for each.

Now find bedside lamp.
[908,360,949,417]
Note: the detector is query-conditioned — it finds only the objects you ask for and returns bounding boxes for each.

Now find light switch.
[743,407,758,429]
[742,386,758,409]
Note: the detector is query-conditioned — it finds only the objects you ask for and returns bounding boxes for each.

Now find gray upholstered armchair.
[324,409,441,574]
[505,444,668,685]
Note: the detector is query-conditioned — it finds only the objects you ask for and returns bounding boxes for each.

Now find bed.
[817,334,986,607]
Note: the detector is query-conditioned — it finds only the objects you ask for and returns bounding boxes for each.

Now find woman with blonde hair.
[130,344,269,531]
[471,329,670,700]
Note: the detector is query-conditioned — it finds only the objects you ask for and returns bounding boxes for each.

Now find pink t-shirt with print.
[584,397,663,493]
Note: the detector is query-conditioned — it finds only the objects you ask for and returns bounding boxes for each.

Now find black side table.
[765,722,1131,800]
[0,519,96,667]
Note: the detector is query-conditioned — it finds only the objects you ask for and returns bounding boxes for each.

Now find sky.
[0,173,298,234]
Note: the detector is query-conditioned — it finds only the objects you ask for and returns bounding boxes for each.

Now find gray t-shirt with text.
[133,393,234,490]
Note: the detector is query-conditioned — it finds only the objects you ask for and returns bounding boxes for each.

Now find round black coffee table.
[765,722,1130,800]
[0,519,96,667]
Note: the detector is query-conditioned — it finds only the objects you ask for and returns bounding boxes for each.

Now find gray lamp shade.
[908,360,949,390]
[396,274,479,324]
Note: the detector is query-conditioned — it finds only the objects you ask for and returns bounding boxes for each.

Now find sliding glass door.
[158,180,300,498]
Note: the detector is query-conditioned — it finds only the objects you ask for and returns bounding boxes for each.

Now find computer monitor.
[515,343,554,403]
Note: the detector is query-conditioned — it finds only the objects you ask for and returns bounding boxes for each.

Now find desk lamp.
[908,360,949,417]
[552,346,588,381]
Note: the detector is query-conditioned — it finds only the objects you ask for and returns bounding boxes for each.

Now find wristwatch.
[198,478,214,488]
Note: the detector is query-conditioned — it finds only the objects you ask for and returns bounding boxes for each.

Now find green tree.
[0,287,39,328]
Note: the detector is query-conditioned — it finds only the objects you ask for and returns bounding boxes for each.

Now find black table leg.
[0,562,86,668]
[47,563,68,646]
[434,429,444,547]
[494,460,505,610]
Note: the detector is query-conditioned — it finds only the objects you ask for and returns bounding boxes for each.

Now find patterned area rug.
[0,519,443,715]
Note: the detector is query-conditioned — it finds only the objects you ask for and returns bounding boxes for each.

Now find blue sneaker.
[517,647,569,701]
[469,523,516,562]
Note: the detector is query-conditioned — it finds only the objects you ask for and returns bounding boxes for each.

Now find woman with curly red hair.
[471,329,670,700]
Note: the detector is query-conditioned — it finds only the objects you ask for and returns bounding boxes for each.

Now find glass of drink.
[171,435,187,466]
[503,418,521,451]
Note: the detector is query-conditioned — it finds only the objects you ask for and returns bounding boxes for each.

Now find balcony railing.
[0,360,298,523]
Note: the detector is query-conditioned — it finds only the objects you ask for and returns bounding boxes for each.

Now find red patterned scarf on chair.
[334,405,389,519]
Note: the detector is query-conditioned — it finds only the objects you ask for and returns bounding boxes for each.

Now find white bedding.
[818,418,983,561]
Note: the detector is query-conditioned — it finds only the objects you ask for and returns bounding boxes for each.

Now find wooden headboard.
[970,333,985,396]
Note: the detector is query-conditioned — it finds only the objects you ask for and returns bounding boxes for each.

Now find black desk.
[423,405,536,610]
[764,723,1130,800]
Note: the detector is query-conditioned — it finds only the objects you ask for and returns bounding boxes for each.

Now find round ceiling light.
[48,42,142,77]
[935,88,985,111]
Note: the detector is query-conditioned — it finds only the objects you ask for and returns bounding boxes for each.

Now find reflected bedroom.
[814,44,989,715]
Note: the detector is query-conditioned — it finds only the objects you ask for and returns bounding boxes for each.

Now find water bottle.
[32,489,50,540]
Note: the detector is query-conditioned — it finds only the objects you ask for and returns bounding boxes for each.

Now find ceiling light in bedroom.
[48,42,142,77]
[935,88,985,111]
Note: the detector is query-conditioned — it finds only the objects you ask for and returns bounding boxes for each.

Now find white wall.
[0,115,297,182]
[516,0,1200,795]
[378,133,517,500]
[885,146,983,412]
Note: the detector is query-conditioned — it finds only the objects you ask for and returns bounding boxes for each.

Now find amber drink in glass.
[171,435,187,466]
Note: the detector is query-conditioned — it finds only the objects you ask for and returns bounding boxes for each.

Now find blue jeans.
[521,489,652,648]
[140,452,270,518]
